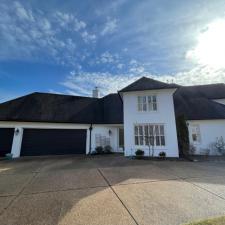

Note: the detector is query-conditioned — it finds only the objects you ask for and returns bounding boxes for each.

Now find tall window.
[191,125,201,143]
[138,95,157,112]
[134,124,165,146]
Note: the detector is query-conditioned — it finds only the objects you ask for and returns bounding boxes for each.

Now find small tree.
[214,136,225,155]
[176,115,190,157]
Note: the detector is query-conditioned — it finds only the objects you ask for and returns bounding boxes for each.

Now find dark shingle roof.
[1,79,225,123]
[119,76,179,92]
[176,83,225,100]
[174,85,225,120]
[0,92,123,124]
[102,94,123,124]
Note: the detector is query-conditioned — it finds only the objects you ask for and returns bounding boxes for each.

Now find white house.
[0,77,225,158]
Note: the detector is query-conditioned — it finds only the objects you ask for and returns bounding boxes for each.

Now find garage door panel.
[0,128,14,157]
[21,129,87,156]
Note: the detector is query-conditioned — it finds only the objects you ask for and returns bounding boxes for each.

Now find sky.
[0,0,225,102]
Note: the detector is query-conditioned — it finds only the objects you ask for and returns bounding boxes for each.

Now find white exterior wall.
[213,99,225,105]
[90,125,123,153]
[122,89,179,157]
[188,120,225,155]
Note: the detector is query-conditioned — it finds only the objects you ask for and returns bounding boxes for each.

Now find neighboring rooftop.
[119,76,179,92]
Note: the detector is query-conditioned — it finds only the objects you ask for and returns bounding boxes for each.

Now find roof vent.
[92,87,100,98]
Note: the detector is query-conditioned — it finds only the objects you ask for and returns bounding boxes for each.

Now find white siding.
[91,125,122,153]
[122,89,179,157]
[188,120,225,155]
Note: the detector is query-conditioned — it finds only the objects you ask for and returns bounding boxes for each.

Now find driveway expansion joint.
[97,168,139,225]
[0,172,38,216]
[21,184,109,196]
[182,179,225,202]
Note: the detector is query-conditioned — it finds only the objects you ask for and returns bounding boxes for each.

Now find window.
[134,124,165,146]
[134,125,144,145]
[138,95,157,112]
[95,134,110,147]
[191,125,201,143]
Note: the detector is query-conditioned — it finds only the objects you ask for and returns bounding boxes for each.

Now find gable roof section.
[119,76,179,92]
[102,94,123,124]
[174,86,225,120]
[0,92,123,124]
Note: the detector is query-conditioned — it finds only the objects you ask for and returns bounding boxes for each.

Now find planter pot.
[135,155,144,159]
[5,153,13,160]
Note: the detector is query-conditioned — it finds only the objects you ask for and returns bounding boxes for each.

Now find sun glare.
[187,18,225,69]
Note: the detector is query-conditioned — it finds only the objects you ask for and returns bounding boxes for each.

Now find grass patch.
[185,216,225,225]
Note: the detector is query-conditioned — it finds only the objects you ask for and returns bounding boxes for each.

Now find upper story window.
[138,95,157,112]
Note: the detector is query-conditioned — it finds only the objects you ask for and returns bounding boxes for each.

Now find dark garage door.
[21,129,87,156]
[0,128,14,157]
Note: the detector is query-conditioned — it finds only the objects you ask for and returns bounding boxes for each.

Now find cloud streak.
[61,64,225,97]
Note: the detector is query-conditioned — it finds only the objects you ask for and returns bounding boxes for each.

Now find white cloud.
[81,31,96,43]
[129,66,145,74]
[99,52,115,63]
[14,1,34,21]
[117,63,124,69]
[54,11,86,31]
[129,59,137,65]
[101,17,118,36]
[0,1,96,64]
[61,65,225,97]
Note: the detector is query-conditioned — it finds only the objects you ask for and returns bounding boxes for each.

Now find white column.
[11,127,23,158]
[86,129,90,154]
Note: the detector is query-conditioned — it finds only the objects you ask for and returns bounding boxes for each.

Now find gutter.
[89,124,93,154]
[117,91,123,103]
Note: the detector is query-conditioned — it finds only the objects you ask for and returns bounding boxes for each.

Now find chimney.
[92,87,100,98]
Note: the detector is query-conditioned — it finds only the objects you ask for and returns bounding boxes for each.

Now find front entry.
[118,128,124,151]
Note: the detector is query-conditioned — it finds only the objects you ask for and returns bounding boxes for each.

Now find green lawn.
[185,216,225,225]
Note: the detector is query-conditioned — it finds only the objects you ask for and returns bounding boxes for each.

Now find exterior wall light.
[109,129,112,136]
[15,128,20,135]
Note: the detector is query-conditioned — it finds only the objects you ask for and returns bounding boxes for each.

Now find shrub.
[176,115,190,157]
[104,145,112,154]
[95,146,104,154]
[189,144,196,155]
[159,151,166,158]
[211,136,225,155]
[90,150,97,155]
[135,149,144,156]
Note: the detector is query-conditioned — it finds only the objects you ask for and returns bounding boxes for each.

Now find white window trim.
[137,95,158,113]
[190,124,201,144]
[134,123,166,148]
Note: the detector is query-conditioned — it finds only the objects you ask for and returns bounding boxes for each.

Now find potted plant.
[158,151,166,159]
[104,145,112,154]
[95,146,104,154]
[135,149,144,159]
[5,153,13,160]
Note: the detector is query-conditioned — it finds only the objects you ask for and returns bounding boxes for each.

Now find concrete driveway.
[0,155,225,225]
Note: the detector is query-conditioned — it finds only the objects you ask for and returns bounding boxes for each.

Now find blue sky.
[0,0,225,102]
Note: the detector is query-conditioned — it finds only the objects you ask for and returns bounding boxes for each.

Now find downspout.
[89,124,93,154]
